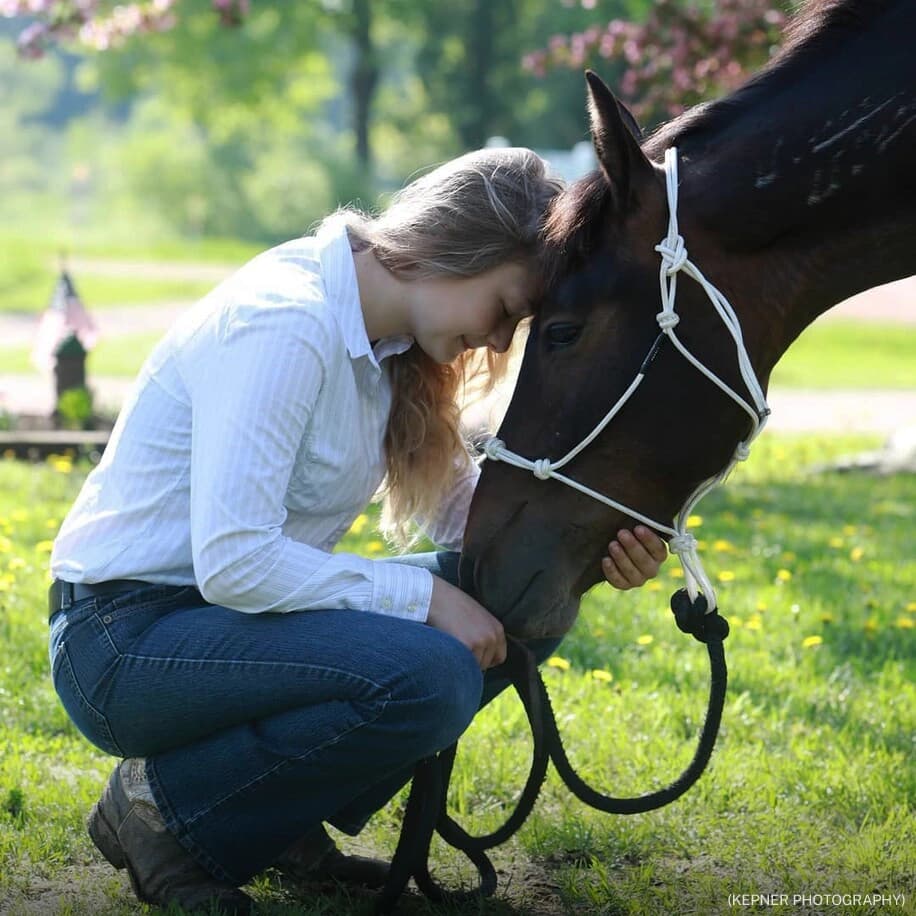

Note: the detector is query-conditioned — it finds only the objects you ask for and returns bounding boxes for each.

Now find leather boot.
[274,824,390,889]
[87,759,254,914]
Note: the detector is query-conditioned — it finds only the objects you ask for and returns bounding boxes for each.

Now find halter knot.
[734,442,751,461]
[482,438,505,462]
[655,234,688,275]
[669,532,697,555]
[656,310,680,331]
[670,588,730,644]
[532,458,552,480]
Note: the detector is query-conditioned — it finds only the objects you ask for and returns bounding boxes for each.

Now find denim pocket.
[100,585,205,651]
[52,643,123,757]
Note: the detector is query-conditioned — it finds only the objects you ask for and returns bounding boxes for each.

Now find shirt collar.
[316,216,414,369]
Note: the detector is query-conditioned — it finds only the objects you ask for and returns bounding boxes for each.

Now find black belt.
[48,579,152,619]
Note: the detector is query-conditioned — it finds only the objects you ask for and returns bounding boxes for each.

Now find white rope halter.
[483,147,770,612]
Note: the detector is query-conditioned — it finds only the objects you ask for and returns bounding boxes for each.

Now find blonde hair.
[326,148,563,547]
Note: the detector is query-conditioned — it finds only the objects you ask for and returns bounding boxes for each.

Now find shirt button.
[381,598,392,609]
[407,603,418,613]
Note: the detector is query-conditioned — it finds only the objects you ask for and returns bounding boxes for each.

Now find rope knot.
[668,533,697,555]
[532,458,552,480]
[670,588,730,643]
[655,234,688,275]
[482,438,505,461]
[734,442,751,461]
[656,310,680,331]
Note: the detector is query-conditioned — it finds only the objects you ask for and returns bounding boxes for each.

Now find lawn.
[0,435,913,915]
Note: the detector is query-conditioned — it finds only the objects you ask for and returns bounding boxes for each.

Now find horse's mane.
[647,0,896,153]
[541,0,896,285]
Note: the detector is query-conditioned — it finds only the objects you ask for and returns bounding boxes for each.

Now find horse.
[460,0,916,640]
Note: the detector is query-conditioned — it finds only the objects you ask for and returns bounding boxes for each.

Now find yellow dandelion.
[849,547,864,562]
[670,567,684,578]
[828,537,844,549]
[756,601,768,612]
[591,669,613,683]
[896,617,914,630]
[729,616,744,628]
[647,581,662,591]
[546,656,570,671]
[907,602,916,613]
[686,514,703,527]
[802,635,823,648]
[11,509,27,522]
[49,456,72,474]
[34,540,54,553]
[776,569,792,582]
[636,634,654,646]
[366,540,384,554]
[8,557,26,571]
[863,618,878,634]
[819,613,834,624]
[713,539,735,553]
[745,615,763,631]
[45,518,59,529]
[348,513,370,536]
[842,524,857,536]
[717,570,736,583]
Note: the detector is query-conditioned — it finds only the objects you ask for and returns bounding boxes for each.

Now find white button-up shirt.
[51,219,479,622]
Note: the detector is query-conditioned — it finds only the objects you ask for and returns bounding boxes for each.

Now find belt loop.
[55,580,74,613]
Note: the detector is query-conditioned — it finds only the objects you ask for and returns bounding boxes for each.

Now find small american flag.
[31,270,99,372]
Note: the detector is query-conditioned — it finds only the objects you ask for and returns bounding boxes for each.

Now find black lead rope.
[374,589,730,914]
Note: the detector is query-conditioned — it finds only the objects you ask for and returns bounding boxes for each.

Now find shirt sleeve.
[183,306,433,621]
[418,451,480,551]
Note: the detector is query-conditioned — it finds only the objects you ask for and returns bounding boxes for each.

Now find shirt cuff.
[369,559,434,622]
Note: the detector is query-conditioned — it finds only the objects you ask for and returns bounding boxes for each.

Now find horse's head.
[460,73,766,639]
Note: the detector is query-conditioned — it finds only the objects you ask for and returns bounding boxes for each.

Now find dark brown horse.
[460,0,916,639]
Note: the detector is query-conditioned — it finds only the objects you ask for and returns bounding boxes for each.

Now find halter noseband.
[482,147,770,612]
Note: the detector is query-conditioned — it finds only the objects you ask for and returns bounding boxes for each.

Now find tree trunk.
[461,0,496,148]
[351,0,378,173]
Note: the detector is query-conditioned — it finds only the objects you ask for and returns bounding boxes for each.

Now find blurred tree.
[525,0,788,128]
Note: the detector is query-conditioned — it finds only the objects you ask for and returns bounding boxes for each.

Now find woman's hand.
[426,576,506,670]
[602,525,668,590]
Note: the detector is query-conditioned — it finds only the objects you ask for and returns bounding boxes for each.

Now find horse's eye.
[545,322,582,349]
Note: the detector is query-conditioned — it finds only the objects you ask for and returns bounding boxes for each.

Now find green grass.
[0,434,913,914]
[0,232,253,315]
[770,320,916,389]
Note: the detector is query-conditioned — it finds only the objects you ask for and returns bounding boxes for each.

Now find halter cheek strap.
[482,147,771,612]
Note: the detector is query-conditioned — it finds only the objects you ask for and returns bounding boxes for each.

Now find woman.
[48,147,667,913]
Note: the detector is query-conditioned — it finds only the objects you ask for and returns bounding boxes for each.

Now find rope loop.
[532,458,552,480]
[670,588,730,644]
[655,234,688,275]
[482,438,505,461]
[656,310,680,331]
[734,442,751,461]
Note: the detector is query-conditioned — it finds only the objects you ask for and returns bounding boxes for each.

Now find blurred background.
[0,0,913,438]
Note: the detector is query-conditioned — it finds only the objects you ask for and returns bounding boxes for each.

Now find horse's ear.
[585,70,654,211]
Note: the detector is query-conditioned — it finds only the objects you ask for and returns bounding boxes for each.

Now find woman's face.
[409,261,536,364]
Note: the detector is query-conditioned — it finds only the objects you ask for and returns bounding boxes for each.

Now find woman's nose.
[488,325,514,353]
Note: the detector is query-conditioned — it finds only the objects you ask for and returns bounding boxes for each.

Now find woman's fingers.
[603,526,668,590]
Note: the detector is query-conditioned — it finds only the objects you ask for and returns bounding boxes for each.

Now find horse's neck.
[673,0,916,375]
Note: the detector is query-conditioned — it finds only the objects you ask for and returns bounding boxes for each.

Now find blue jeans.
[48,552,561,886]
